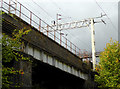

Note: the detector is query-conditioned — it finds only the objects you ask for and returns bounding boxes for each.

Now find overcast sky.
[5,0,119,53]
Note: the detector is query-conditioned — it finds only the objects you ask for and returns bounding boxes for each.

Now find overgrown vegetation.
[95,39,120,89]
[2,28,31,88]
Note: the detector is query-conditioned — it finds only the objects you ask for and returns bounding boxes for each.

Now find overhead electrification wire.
[20,0,91,52]
[31,0,54,20]
[49,0,91,51]
[94,0,117,31]
[49,0,73,21]
[67,31,91,52]
[23,1,42,15]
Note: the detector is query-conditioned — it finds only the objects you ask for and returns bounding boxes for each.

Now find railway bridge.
[1,0,97,88]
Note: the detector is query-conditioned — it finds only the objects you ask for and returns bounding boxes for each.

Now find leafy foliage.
[2,28,31,88]
[95,39,120,88]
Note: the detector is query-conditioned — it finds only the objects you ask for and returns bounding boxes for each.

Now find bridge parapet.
[2,11,93,80]
[1,0,96,88]
[1,0,91,59]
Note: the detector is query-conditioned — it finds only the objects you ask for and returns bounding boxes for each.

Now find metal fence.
[1,0,89,59]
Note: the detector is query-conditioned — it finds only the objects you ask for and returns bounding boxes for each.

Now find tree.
[95,39,120,88]
[2,28,31,88]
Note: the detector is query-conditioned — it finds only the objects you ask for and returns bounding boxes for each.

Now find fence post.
[75,46,76,55]
[8,0,11,13]
[30,11,32,25]
[54,30,56,41]
[66,38,67,48]
[1,0,3,8]
[19,4,21,17]
[79,49,81,57]
[60,33,62,45]
[47,25,49,36]
[15,0,17,15]
[39,19,41,31]
[70,42,72,52]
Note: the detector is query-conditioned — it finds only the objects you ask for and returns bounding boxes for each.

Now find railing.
[0,0,89,59]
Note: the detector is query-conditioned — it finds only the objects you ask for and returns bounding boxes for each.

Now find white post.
[56,14,58,30]
[91,18,96,71]
[54,14,58,41]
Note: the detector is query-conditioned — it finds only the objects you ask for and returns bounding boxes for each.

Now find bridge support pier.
[83,71,96,89]
[13,60,32,89]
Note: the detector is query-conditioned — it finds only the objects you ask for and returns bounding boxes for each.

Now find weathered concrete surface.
[13,60,32,88]
[2,12,92,73]
[2,12,95,89]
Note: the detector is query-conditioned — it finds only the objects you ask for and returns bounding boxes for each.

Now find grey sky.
[5,0,119,53]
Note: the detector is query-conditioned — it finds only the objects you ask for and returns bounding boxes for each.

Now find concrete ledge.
[2,12,91,74]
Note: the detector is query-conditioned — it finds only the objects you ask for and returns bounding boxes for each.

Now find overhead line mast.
[45,14,106,71]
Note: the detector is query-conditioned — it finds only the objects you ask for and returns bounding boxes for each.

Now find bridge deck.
[2,11,92,73]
